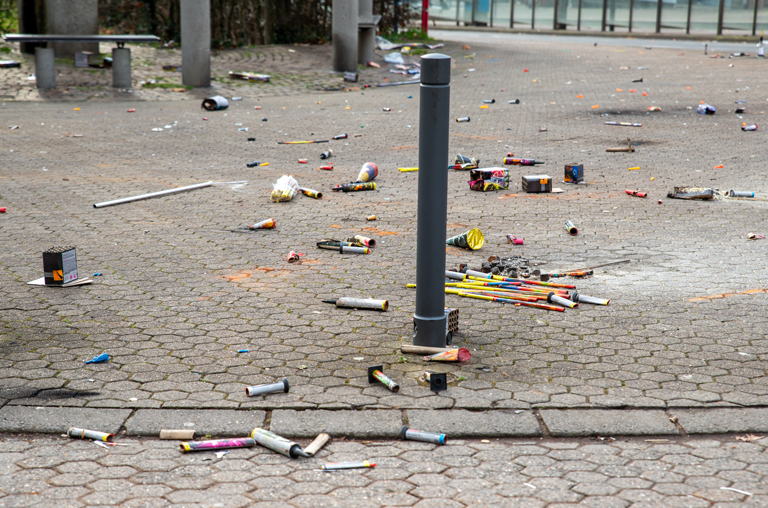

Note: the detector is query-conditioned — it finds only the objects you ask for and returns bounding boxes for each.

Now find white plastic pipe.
[93,181,213,208]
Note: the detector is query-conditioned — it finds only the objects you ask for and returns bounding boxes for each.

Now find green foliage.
[384,29,435,43]
[0,0,18,34]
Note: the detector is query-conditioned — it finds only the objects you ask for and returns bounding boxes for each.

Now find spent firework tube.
[509,99,520,104]
[180,438,255,452]
[625,189,647,198]
[332,133,348,140]
[322,461,375,470]
[742,124,758,131]
[548,292,578,308]
[351,235,376,247]
[323,298,389,311]
[287,251,304,262]
[250,428,310,458]
[445,270,467,281]
[446,228,485,250]
[605,121,642,127]
[400,425,446,445]
[319,165,334,170]
[246,161,262,167]
[250,218,276,230]
[246,378,289,397]
[356,162,379,183]
[483,99,496,104]
[370,368,400,392]
[565,220,578,235]
[729,190,755,198]
[298,159,309,163]
[456,116,470,122]
[570,292,610,306]
[320,149,333,159]
[507,235,524,245]
[342,245,370,254]
[0,207,5,213]
[68,427,114,442]
[331,182,377,192]
[424,347,471,362]
[366,215,377,221]
[503,157,545,166]
[299,187,323,199]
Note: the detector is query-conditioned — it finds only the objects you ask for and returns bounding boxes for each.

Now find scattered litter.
[425,348,471,362]
[605,121,641,127]
[271,175,300,202]
[697,103,716,115]
[456,116,470,123]
[606,139,634,153]
[524,483,537,490]
[321,148,333,160]
[507,235,524,245]
[0,207,5,213]
[425,371,448,392]
[736,434,764,441]
[565,220,578,235]
[299,188,323,199]
[729,190,754,198]
[400,425,446,444]
[742,123,758,131]
[85,353,109,364]
[250,218,277,229]
[522,175,552,193]
[628,167,640,171]
[278,139,329,145]
[68,427,114,442]
[366,215,377,221]
[247,161,268,167]
[180,438,255,452]
[323,297,388,311]
[160,430,195,440]
[667,187,717,200]
[304,433,331,456]
[451,154,479,170]
[0,60,21,68]
[229,71,270,82]
[647,106,661,112]
[202,95,229,111]
[626,189,647,198]
[469,168,509,192]
[357,163,379,182]
[251,428,310,458]
[127,109,136,113]
[231,97,243,101]
[317,240,370,254]
[447,228,485,250]
[322,461,375,470]
[506,157,545,166]
[246,378,289,397]
[384,52,405,64]
[720,487,752,496]
[343,72,358,82]
[399,167,418,172]
[564,163,584,182]
[287,251,304,263]
[331,182,376,192]
[215,451,228,458]
[238,349,249,353]
[508,99,520,104]
[748,233,765,240]
[368,365,400,392]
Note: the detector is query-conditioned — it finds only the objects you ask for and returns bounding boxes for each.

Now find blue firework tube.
[400,425,446,445]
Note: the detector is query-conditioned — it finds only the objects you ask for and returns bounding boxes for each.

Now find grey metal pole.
[181,0,211,87]
[413,54,451,348]
[112,47,131,89]
[717,0,725,35]
[686,0,693,34]
[510,0,515,28]
[333,0,358,72]
[34,47,55,90]
[655,0,663,33]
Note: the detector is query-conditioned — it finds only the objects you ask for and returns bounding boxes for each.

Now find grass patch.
[383,29,436,43]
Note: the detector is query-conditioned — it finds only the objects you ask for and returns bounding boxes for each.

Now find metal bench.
[3,34,161,90]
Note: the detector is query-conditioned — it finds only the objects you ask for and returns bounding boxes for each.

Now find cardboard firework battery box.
[468,168,510,192]
[564,163,584,184]
[43,246,78,285]
[522,175,552,193]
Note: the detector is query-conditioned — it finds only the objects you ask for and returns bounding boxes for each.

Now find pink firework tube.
[368,365,400,392]
[352,235,376,247]
[179,437,255,452]
[507,235,524,245]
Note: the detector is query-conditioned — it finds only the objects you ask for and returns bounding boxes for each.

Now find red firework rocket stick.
[460,289,542,302]
[515,301,566,312]
[625,189,647,198]
[277,140,330,144]
[451,290,564,311]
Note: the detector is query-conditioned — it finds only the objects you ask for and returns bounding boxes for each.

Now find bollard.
[181,0,211,87]
[414,54,451,348]
[112,48,132,89]
[35,47,56,90]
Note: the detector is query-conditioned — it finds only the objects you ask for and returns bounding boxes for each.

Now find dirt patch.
[362,227,401,236]
[389,145,417,150]
[689,288,768,302]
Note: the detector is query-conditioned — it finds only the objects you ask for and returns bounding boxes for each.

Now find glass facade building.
[428,0,767,35]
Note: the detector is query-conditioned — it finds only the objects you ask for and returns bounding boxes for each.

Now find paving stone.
[406,409,542,437]
[124,409,266,437]
[670,408,768,434]
[270,409,403,438]
[541,410,679,437]
[0,406,131,434]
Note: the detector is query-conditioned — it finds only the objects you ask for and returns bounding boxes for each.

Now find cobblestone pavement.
[0,35,767,415]
[1,433,768,507]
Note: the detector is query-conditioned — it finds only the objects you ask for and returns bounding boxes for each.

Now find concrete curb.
[1,407,767,439]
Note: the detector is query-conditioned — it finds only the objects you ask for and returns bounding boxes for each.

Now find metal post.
[34,47,55,90]
[601,0,608,31]
[510,0,515,27]
[553,0,559,28]
[112,48,132,89]
[752,0,758,35]
[628,0,633,32]
[717,0,725,35]
[490,0,494,27]
[457,0,462,25]
[414,54,451,349]
[655,0,663,33]
[578,0,582,30]
[471,0,476,25]
[686,0,693,34]
[531,0,536,28]
[333,0,359,72]
[181,0,211,87]
[422,0,429,33]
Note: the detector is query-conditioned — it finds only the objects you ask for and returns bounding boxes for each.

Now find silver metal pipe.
[93,181,214,208]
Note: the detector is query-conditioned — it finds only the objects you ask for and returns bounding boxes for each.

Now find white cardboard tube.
[94,181,214,208]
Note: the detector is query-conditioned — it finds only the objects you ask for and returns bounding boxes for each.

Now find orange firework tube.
[299,188,323,199]
[319,165,334,170]
[424,347,471,362]
[249,218,277,229]
[625,189,647,198]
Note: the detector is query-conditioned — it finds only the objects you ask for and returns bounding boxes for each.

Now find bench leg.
[358,27,376,65]
[112,48,132,89]
[34,47,56,90]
